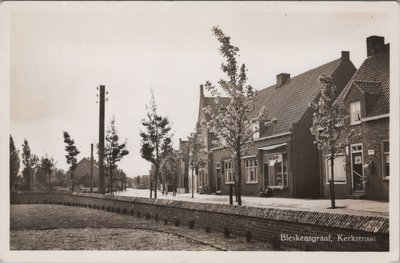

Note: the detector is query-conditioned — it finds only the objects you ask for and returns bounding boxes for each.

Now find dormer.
[343,80,382,124]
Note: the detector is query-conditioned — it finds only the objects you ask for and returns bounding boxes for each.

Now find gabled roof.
[200,96,230,121]
[76,157,99,169]
[336,44,389,117]
[253,56,352,135]
[353,80,381,95]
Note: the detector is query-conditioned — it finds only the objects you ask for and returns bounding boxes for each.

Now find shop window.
[325,154,346,183]
[382,140,389,179]
[245,159,258,183]
[224,160,234,184]
[265,153,288,188]
[349,101,361,125]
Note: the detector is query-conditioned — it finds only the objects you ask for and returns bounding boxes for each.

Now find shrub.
[205,227,211,233]
[163,218,168,225]
[174,219,180,227]
[189,220,195,229]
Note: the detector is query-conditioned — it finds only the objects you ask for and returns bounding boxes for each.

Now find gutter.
[361,114,389,122]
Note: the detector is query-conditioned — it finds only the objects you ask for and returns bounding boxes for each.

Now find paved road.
[115,188,389,217]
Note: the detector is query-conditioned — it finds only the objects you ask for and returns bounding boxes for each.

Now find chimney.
[341,51,350,60]
[276,73,290,88]
[367,36,385,57]
[200,84,204,97]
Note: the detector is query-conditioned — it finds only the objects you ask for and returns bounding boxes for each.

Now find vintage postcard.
[0,1,399,263]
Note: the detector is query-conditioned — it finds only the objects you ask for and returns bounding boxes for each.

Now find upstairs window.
[349,101,361,125]
[252,122,260,139]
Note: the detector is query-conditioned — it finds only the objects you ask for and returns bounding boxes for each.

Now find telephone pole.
[97,85,106,194]
[90,143,94,193]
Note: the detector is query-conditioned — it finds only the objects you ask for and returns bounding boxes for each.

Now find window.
[326,154,346,183]
[265,153,288,188]
[382,140,389,179]
[220,136,227,147]
[349,101,361,125]
[224,160,234,184]
[252,122,260,139]
[245,159,258,183]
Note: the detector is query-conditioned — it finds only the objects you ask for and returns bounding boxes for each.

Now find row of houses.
[176,35,390,201]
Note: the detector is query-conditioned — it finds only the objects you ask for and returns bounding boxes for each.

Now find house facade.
[321,36,390,201]
[176,138,190,193]
[67,157,99,188]
[197,51,356,198]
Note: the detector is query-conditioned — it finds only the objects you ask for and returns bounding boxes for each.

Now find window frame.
[244,158,258,184]
[349,100,362,125]
[381,140,389,180]
[325,153,347,184]
[265,152,288,188]
[224,160,234,184]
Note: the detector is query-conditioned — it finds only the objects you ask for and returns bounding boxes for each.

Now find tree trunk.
[330,155,336,208]
[154,164,158,199]
[150,179,153,198]
[71,171,75,192]
[191,168,194,198]
[236,150,242,206]
[48,172,52,192]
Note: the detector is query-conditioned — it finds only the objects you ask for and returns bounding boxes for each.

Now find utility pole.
[97,85,107,194]
[90,143,94,193]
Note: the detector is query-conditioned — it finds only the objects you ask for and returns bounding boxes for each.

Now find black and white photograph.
[0,1,399,262]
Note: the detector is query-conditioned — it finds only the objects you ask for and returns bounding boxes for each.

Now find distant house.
[323,36,390,201]
[195,86,230,194]
[67,157,99,188]
[177,138,190,193]
[198,50,356,198]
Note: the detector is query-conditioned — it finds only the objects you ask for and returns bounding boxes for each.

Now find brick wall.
[10,192,389,251]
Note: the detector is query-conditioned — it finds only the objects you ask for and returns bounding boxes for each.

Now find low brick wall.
[10,192,389,251]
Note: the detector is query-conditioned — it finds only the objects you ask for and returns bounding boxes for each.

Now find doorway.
[351,144,364,192]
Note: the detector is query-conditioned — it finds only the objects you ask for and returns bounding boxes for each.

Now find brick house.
[176,138,190,193]
[67,157,99,188]
[321,36,390,201]
[198,51,356,198]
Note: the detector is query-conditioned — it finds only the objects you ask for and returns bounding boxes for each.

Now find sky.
[7,2,397,178]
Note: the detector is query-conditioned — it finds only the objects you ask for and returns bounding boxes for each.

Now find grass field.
[10,204,275,250]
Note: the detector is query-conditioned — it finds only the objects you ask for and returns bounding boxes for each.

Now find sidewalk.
[115,188,389,218]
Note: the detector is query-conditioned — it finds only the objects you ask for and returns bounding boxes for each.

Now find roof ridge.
[354,79,381,84]
[259,57,342,91]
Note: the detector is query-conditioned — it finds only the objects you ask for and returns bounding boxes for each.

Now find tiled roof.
[353,80,381,95]
[252,57,347,135]
[336,44,389,117]
[203,97,231,107]
[201,96,230,121]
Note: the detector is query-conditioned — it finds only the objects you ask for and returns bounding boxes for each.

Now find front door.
[263,162,269,189]
[351,144,364,192]
[216,168,221,193]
